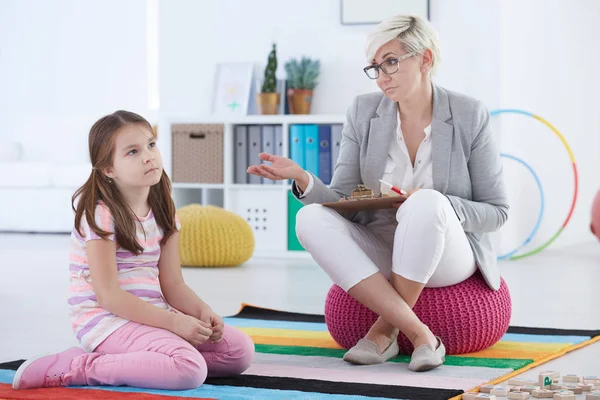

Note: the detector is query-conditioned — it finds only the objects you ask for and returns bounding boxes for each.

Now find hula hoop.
[496,153,544,260]
[490,109,578,260]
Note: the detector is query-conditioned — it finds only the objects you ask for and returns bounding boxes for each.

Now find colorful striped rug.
[1,305,599,400]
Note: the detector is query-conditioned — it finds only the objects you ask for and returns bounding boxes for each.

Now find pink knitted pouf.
[591,189,600,241]
[324,272,512,355]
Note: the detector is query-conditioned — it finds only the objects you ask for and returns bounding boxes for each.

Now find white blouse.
[300,110,433,197]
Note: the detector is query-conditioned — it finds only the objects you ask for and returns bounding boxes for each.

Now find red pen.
[379,179,407,195]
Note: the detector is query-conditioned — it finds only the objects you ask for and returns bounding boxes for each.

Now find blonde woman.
[247,14,508,372]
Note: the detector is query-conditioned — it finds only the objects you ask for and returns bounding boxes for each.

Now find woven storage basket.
[171,124,224,183]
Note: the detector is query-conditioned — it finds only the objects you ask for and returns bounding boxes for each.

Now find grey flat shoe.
[408,336,446,372]
[343,338,400,365]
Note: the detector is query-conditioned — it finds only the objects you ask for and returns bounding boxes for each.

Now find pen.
[379,179,407,196]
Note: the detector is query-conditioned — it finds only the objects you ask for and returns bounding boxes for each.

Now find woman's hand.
[392,188,420,208]
[170,313,213,347]
[199,309,225,343]
[247,153,305,182]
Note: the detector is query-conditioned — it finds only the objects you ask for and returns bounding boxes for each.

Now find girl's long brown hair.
[72,110,177,254]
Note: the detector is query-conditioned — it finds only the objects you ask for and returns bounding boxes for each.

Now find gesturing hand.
[246,153,304,182]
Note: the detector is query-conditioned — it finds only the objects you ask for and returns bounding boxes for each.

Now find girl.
[13,111,254,391]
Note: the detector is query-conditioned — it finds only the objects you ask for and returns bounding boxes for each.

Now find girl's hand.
[200,309,225,343]
[170,313,213,347]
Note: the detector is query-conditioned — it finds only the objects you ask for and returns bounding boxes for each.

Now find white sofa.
[0,114,94,233]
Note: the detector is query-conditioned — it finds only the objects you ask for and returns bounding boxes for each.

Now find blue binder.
[289,125,305,169]
[304,124,319,177]
[318,125,332,184]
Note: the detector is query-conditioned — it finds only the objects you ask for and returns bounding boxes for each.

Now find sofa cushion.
[0,141,22,162]
[51,163,92,188]
[12,114,94,164]
[0,162,52,188]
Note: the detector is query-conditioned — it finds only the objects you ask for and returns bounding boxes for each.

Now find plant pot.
[256,92,280,115]
[287,89,313,114]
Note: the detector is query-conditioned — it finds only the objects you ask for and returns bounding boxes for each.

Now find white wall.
[157,0,501,117]
[491,0,600,252]
[0,0,152,144]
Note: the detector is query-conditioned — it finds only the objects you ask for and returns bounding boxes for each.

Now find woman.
[247,14,508,372]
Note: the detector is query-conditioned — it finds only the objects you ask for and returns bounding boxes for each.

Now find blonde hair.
[365,14,441,76]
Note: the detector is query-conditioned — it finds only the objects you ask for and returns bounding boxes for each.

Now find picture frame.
[340,0,430,25]
[212,62,254,117]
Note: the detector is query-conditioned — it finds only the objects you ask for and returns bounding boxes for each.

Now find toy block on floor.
[563,374,581,383]
[491,387,510,396]
[532,389,554,398]
[509,391,531,400]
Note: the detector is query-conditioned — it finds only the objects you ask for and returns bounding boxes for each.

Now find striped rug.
[1,305,598,400]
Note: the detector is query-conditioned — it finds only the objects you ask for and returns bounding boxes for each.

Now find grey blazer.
[292,83,509,290]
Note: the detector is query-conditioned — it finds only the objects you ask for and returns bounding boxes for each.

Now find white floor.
[1,233,599,393]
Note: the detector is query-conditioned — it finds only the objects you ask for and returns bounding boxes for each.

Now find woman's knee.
[171,346,208,390]
[295,203,335,243]
[396,189,450,223]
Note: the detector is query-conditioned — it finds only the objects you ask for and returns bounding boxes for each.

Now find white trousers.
[295,189,477,291]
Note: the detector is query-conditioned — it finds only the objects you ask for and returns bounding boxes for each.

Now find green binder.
[287,190,305,251]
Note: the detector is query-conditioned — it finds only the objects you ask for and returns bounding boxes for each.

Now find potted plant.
[256,43,279,115]
[284,57,320,114]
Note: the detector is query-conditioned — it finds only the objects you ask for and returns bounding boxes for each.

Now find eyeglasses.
[363,51,420,79]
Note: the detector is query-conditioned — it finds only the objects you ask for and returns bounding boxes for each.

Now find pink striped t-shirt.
[68,202,180,351]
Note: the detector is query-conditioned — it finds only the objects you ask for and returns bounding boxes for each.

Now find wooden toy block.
[480,385,495,393]
[464,394,497,400]
[561,384,583,394]
[583,376,600,382]
[540,371,560,380]
[550,383,563,390]
[553,391,576,400]
[511,386,523,392]
[509,392,531,400]
[532,389,555,398]
[491,387,510,396]
[539,373,555,388]
[579,383,595,391]
[521,386,541,393]
[510,378,538,386]
[562,374,581,383]
[586,391,600,400]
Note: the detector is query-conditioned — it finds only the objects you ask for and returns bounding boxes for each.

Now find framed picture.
[340,0,430,25]
[212,62,254,117]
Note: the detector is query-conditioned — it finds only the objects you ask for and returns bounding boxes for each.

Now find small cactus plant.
[261,43,278,93]
[284,57,320,90]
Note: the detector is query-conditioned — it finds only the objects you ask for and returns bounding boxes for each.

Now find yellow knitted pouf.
[177,204,254,267]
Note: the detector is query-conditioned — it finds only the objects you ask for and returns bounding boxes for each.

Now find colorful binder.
[318,125,332,184]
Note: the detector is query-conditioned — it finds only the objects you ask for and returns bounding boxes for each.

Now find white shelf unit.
[165,114,346,258]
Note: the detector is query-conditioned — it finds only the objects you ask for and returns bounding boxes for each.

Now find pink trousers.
[64,322,254,390]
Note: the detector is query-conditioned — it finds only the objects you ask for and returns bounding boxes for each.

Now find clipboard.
[322,195,407,211]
